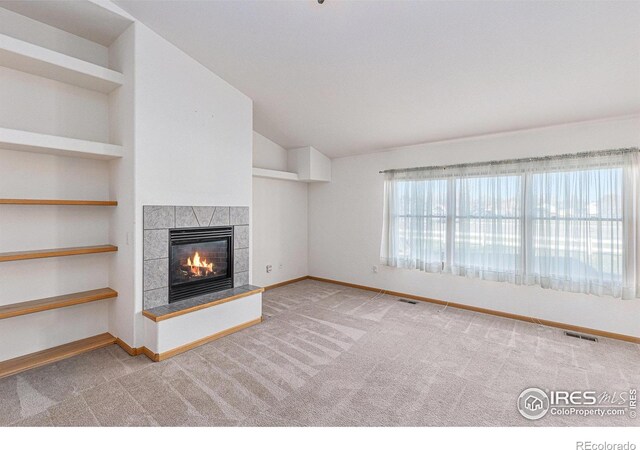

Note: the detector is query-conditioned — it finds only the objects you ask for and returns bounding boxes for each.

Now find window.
[526,167,624,296]
[453,174,522,282]
[380,150,639,299]
[383,178,447,272]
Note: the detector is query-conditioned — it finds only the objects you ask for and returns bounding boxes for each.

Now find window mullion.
[445,177,455,271]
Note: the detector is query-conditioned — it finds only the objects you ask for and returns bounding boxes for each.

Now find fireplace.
[169,227,234,303]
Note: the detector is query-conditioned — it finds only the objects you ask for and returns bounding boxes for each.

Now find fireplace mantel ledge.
[142,284,263,322]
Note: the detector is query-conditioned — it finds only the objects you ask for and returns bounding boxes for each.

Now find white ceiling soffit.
[0,0,133,46]
[115,0,640,158]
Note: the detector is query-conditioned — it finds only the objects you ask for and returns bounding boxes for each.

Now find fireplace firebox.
[169,227,234,303]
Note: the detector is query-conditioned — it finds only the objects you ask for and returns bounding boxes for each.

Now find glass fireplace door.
[168,227,234,302]
[170,240,229,286]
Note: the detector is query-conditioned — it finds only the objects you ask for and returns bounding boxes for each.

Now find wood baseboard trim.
[307,276,640,344]
[140,346,157,362]
[264,276,310,290]
[142,316,263,362]
[0,332,117,379]
[115,338,142,356]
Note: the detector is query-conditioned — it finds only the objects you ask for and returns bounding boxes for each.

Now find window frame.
[385,163,628,293]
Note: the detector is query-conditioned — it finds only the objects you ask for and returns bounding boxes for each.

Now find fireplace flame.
[186,251,214,276]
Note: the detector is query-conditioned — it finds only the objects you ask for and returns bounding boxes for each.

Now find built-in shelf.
[0,288,118,320]
[0,2,130,375]
[252,167,299,181]
[0,245,118,262]
[0,199,117,206]
[0,127,123,160]
[0,33,124,93]
[0,333,116,379]
[0,1,134,47]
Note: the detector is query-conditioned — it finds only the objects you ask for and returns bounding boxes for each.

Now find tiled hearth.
[143,205,250,309]
[142,284,263,322]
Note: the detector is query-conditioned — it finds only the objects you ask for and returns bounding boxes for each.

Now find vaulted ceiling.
[116,0,640,158]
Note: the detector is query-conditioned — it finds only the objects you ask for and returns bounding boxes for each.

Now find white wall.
[253,131,288,171]
[253,177,308,287]
[252,132,308,287]
[107,23,136,347]
[0,67,110,142]
[0,7,109,66]
[128,23,253,347]
[134,24,252,208]
[308,116,640,338]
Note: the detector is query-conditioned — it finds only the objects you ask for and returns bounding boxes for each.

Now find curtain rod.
[378,147,640,174]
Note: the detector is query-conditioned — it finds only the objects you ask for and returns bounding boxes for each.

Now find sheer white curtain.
[380,149,640,299]
[624,152,640,298]
[524,153,638,298]
[452,172,523,283]
[380,176,447,272]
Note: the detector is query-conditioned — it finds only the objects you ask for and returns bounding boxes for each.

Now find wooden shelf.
[0,333,116,379]
[252,167,299,181]
[0,199,117,206]
[0,288,117,320]
[0,127,123,160]
[0,33,124,93]
[0,245,117,262]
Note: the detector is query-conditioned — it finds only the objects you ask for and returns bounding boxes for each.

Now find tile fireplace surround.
[143,205,250,310]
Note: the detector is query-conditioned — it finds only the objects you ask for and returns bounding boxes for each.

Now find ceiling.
[115,0,640,158]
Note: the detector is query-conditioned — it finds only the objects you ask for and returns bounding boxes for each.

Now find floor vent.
[398,298,417,305]
[564,331,598,342]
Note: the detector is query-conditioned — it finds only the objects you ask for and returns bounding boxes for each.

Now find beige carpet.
[1,279,638,426]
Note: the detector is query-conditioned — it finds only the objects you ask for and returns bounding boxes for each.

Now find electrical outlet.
[279,263,283,270]
[372,265,378,273]
[266,265,272,273]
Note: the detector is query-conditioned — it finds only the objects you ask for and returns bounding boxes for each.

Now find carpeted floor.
[1,279,638,427]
